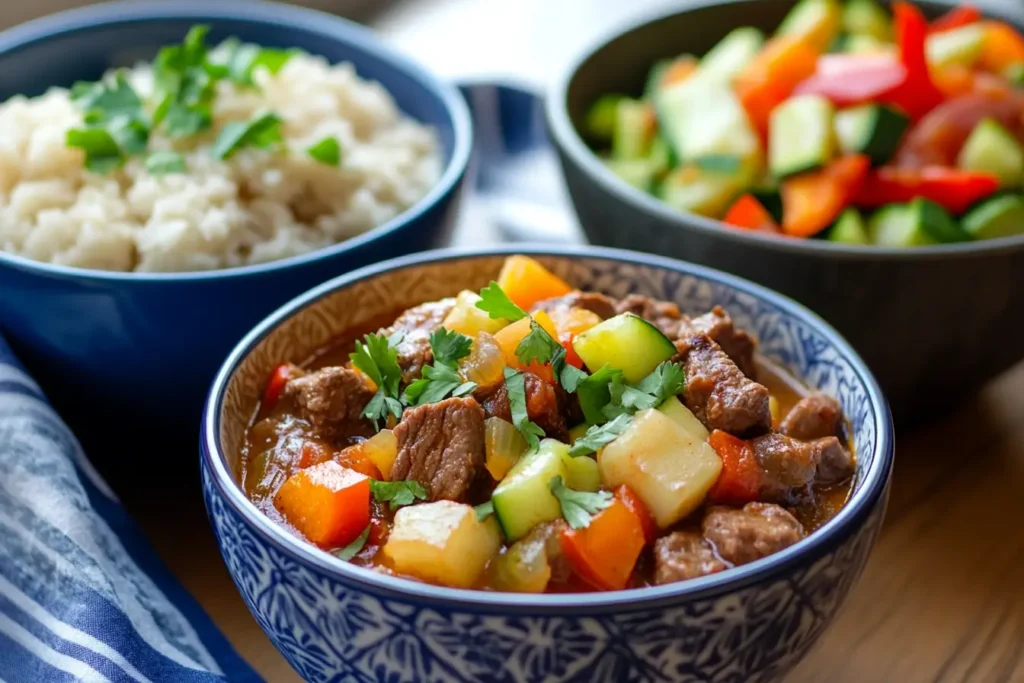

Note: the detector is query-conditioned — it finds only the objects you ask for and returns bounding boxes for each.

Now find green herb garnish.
[474,500,494,522]
[307,136,341,167]
[475,281,527,321]
[153,25,217,138]
[209,38,297,85]
[212,111,284,159]
[350,332,404,429]
[515,320,561,366]
[568,413,633,457]
[145,150,186,175]
[401,328,477,406]
[503,367,545,449]
[66,128,125,173]
[67,72,150,173]
[333,525,370,560]
[549,476,614,529]
[371,480,429,510]
[635,361,686,406]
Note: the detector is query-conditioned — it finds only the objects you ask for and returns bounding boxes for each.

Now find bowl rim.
[0,0,472,283]
[545,0,1024,262]
[201,244,895,614]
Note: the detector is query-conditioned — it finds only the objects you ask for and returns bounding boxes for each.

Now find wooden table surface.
[125,0,1024,681]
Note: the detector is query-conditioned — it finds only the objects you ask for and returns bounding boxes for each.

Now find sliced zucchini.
[657,165,745,218]
[491,439,567,541]
[572,313,676,383]
[961,194,1024,240]
[868,203,936,247]
[612,99,655,160]
[560,451,600,492]
[656,77,761,168]
[842,0,892,42]
[828,208,870,244]
[777,0,842,48]
[926,23,986,70]
[957,118,1024,188]
[912,198,970,243]
[604,159,657,192]
[769,95,836,178]
[700,27,765,82]
[834,104,909,166]
[584,94,624,143]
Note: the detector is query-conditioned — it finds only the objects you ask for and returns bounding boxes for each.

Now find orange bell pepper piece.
[735,36,821,139]
[561,498,646,591]
[614,485,657,544]
[722,194,780,232]
[496,255,572,311]
[978,22,1024,73]
[707,430,763,505]
[493,310,559,383]
[274,461,371,548]
[781,155,870,238]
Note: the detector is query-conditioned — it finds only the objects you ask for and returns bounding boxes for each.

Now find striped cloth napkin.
[0,335,259,682]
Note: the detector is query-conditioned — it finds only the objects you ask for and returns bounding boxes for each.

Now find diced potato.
[383,501,502,588]
[360,429,398,480]
[274,461,370,547]
[561,451,600,492]
[599,408,722,528]
[442,290,509,338]
[485,417,527,480]
[657,396,710,441]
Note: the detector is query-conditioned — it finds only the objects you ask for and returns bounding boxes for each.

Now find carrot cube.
[273,461,370,548]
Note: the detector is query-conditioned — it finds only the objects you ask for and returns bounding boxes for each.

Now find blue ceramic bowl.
[201,246,894,683]
[0,0,471,450]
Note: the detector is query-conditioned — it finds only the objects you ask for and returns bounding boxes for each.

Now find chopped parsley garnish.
[553,347,588,393]
[67,72,150,173]
[71,72,145,123]
[212,111,284,160]
[636,361,686,406]
[475,281,527,321]
[402,328,477,406]
[370,480,429,510]
[208,38,297,85]
[515,320,561,366]
[549,476,614,529]
[568,413,633,457]
[307,136,341,166]
[474,500,494,522]
[350,332,404,428]
[503,367,545,449]
[145,150,186,175]
[153,25,217,138]
[332,525,370,560]
[66,128,126,173]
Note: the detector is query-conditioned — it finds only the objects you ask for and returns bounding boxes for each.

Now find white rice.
[0,53,442,272]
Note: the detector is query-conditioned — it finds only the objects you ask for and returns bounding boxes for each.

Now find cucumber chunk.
[612,99,654,160]
[700,27,765,82]
[491,439,567,541]
[584,94,624,142]
[572,313,676,383]
[657,165,744,218]
[842,0,892,42]
[926,23,986,70]
[834,104,909,166]
[769,95,836,178]
[656,77,761,167]
[604,159,657,192]
[778,0,842,48]
[868,203,936,247]
[961,194,1024,240]
[828,208,869,244]
[913,198,970,243]
[957,118,1024,188]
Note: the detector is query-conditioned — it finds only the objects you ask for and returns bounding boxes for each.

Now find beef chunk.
[475,371,568,442]
[779,393,844,441]
[283,366,375,440]
[815,437,856,485]
[752,433,855,500]
[676,333,771,437]
[391,397,485,502]
[653,532,729,585]
[521,520,572,584]
[702,503,806,566]
[615,294,684,338]
[680,307,758,379]
[530,291,617,320]
[382,299,455,383]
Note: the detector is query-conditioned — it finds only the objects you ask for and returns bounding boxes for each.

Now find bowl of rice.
[0,0,471,453]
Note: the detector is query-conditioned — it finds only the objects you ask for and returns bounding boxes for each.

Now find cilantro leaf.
[71,72,143,122]
[503,367,545,448]
[569,413,633,457]
[153,25,217,137]
[515,320,562,366]
[145,150,186,175]
[212,111,284,160]
[66,128,124,173]
[371,480,429,510]
[361,390,403,427]
[475,281,527,321]
[209,38,298,85]
[332,525,370,561]
[549,476,614,529]
[636,361,686,406]
[474,500,494,522]
[576,365,623,424]
[307,136,341,166]
[430,328,473,367]
[67,72,150,172]
[559,362,589,393]
[400,329,477,406]
[350,332,403,398]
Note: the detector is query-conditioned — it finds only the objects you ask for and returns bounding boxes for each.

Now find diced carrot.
[262,363,300,410]
[615,485,657,544]
[781,155,870,237]
[706,430,762,505]
[560,499,645,591]
[660,56,699,88]
[496,255,572,310]
[735,36,821,139]
[274,461,371,548]
[928,5,981,34]
[298,440,333,469]
[493,310,559,383]
[978,22,1024,73]
[335,443,383,479]
[722,194,780,232]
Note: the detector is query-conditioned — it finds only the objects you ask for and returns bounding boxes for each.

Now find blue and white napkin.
[0,334,259,682]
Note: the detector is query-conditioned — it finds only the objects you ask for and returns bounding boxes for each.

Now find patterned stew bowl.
[201,246,894,683]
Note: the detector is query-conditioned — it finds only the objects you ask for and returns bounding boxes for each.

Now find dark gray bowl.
[547,0,1024,425]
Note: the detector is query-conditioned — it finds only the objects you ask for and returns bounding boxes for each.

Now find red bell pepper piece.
[853,167,1000,215]
[560,498,646,591]
[263,363,300,410]
[928,5,981,34]
[614,485,658,544]
[707,430,762,505]
[781,155,871,238]
[722,194,780,232]
[886,2,945,119]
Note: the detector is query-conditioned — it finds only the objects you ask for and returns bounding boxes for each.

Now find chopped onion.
[484,416,527,480]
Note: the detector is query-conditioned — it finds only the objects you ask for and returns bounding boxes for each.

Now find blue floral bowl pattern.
[201,247,894,683]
